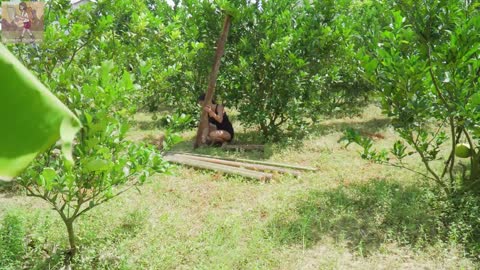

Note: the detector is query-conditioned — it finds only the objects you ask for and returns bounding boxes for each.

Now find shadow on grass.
[129,119,163,131]
[0,180,15,192]
[267,179,440,255]
[0,180,22,197]
[168,130,275,160]
[28,249,66,270]
[28,209,147,269]
[310,117,391,137]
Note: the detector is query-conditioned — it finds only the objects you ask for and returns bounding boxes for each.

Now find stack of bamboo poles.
[163,152,317,181]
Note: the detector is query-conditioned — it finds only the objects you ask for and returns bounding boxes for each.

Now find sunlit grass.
[0,104,477,269]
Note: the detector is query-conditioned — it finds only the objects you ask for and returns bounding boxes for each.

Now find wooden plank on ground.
[173,153,301,177]
[164,154,272,181]
[172,152,318,171]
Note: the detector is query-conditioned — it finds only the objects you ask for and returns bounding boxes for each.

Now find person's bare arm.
[15,15,26,21]
[215,105,225,123]
[205,105,224,123]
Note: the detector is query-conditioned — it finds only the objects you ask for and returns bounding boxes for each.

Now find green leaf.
[0,44,81,181]
[41,168,57,183]
[470,92,480,106]
[393,11,404,29]
[41,167,56,191]
[139,171,149,183]
[101,60,115,87]
[365,59,379,74]
[381,31,394,40]
[84,159,110,172]
[84,112,93,125]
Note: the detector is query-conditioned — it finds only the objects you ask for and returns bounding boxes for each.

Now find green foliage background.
[9,0,370,141]
[2,0,480,267]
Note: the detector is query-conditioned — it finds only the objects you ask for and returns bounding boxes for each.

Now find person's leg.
[208,130,231,144]
[209,124,217,132]
[201,124,217,144]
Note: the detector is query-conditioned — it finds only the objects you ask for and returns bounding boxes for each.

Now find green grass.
[0,105,478,269]
[267,180,439,252]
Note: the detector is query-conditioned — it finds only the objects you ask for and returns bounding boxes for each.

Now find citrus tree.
[122,0,371,140]
[16,60,167,264]
[219,0,371,139]
[0,44,80,181]
[135,0,223,115]
[344,0,480,194]
[8,1,169,266]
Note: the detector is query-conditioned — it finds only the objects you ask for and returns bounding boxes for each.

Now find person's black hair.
[198,93,216,104]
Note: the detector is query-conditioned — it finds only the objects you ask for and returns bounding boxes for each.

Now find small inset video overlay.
[1,2,44,44]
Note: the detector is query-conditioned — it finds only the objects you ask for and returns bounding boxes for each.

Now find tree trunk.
[260,122,269,138]
[64,219,77,266]
[194,14,232,148]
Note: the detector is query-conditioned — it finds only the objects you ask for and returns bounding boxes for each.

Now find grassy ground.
[0,105,477,269]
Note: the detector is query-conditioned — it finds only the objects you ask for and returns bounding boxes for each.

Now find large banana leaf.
[0,44,81,181]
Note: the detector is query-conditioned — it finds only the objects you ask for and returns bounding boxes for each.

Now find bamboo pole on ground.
[173,152,318,171]
[164,155,272,181]
[194,14,232,148]
[172,153,301,177]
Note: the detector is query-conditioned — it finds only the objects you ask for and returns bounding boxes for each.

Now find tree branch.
[73,183,138,219]
[441,126,462,178]
[448,117,456,184]
[383,160,438,182]
[427,45,452,112]
[409,132,449,192]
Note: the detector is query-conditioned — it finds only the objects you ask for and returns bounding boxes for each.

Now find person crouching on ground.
[197,94,234,145]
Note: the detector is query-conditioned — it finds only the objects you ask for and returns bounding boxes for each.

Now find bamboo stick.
[164,155,272,181]
[172,152,318,171]
[172,153,301,177]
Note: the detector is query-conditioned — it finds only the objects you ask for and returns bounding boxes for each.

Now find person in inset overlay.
[15,2,35,41]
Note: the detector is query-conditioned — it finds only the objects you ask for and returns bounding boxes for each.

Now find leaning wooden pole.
[194,14,233,149]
